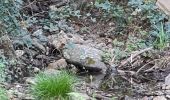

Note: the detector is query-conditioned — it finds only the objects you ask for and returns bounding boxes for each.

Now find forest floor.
[1,0,170,100]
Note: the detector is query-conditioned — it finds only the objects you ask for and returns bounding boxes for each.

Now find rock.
[15,50,25,58]
[48,32,67,49]
[166,95,170,99]
[48,30,84,49]
[33,67,40,73]
[67,92,91,100]
[7,90,15,100]
[156,0,170,16]
[0,35,16,59]
[153,96,167,100]
[17,92,34,100]
[91,74,106,88]
[22,95,34,100]
[32,29,48,43]
[63,43,107,73]
[162,84,166,90]
[25,77,36,85]
[44,69,61,75]
[165,74,170,85]
[124,95,136,100]
[69,64,78,74]
[166,85,170,90]
[32,38,46,53]
[0,49,4,55]
[47,59,67,70]
[142,96,151,100]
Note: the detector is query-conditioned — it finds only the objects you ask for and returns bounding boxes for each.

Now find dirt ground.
[1,0,170,100]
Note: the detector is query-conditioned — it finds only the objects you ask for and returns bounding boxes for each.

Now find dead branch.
[118,47,153,68]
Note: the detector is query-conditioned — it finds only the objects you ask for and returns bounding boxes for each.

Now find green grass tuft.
[154,22,168,50]
[32,71,76,100]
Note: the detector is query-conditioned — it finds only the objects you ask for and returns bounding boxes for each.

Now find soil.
[1,0,170,100]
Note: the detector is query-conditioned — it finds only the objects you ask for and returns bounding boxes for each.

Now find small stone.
[153,96,167,100]
[48,30,84,50]
[32,29,43,37]
[44,69,61,75]
[124,95,136,100]
[142,96,149,100]
[32,29,48,43]
[25,77,36,85]
[23,95,34,100]
[7,90,15,99]
[15,50,25,58]
[70,64,78,74]
[165,90,170,94]
[109,22,114,26]
[166,95,170,99]
[48,32,67,49]
[68,92,91,100]
[165,74,170,85]
[162,84,166,90]
[32,38,46,53]
[34,67,40,73]
[166,85,170,90]
[105,94,112,97]
[156,0,170,16]
[47,59,67,70]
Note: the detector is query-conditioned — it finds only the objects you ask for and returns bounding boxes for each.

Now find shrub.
[31,71,76,100]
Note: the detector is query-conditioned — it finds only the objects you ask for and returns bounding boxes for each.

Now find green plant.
[102,52,112,63]
[0,0,27,36]
[126,36,147,51]
[49,5,81,20]
[113,48,128,61]
[94,0,124,19]
[154,22,168,49]
[0,87,8,100]
[128,0,167,47]
[32,71,76,100]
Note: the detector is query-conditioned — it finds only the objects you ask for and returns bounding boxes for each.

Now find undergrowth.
[31,71,76,100]
[92,0,169,52]
[0,0,26,36]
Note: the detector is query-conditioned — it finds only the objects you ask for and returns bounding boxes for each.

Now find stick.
[118,47,153,68]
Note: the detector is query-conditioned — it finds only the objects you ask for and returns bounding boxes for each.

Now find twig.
[136,60,155,74]
[22,0,36,9]
[118,47,153,68]
[117,69,136,76]
[28,11,48,19]
[136,57,170,74]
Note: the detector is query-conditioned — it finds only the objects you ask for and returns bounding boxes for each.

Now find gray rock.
[32,38,46,53]
[48,31,84,49]
[67,92,91,100]
[32,29,48,43]
[153,96,167,100]
[165,74,170,85]
[63,43,107,73]
[156,0,170,16]
[43,69,61,75]
[25,77,36,85]
[47,59,67,70]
